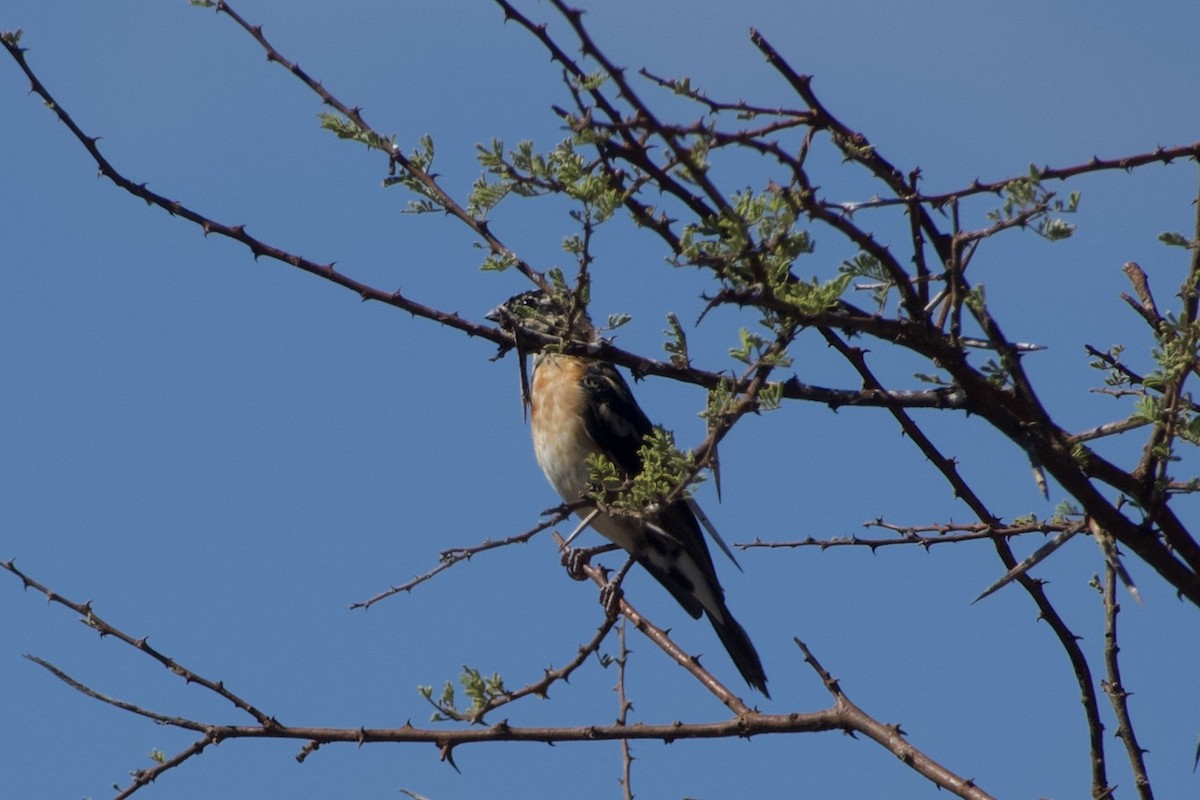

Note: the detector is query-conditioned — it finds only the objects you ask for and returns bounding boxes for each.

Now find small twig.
[1101,564,1154,800]
[741,519,1071,551]
[1070,417,1152,444]
[972,523,1085,604]
[792,639,995,800]
[115,732,219,800]
[2,559,275,727]
[1121,261,1163,327]
[212,0,549,292]
[25,655,207,730]
[815,144,1200,211]
[463,607,620,724]
[1091,519,1142,605]
[616,618,635,800]
[351,504,577,609]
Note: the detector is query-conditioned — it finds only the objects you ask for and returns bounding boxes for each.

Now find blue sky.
[3,2,1200,798]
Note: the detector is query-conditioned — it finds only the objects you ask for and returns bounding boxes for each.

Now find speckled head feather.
[487,289,597,416]
[486,289,596,345]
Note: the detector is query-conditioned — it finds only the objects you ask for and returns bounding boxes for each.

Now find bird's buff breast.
[530,355,594,501]
[529,354,645,555]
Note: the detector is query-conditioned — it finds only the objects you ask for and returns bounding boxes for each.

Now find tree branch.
[1101,564,1154,800]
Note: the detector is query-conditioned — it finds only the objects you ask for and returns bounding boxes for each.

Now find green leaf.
[467,174,513,217]
[965,284,987,315]
[779,272,851,315]
[758,381,783,411]
[700,380,734,426]
[606,313,632,331]
[1158,231,1193,248]
[480,252,519,272]
[663,312,690,368]
[562,234,584,255]
[403,199,438,215]
[1038,218,1075,241]
[317,113,397,153]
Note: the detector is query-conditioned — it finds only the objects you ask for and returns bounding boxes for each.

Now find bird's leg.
[560,541,619,580]
[560,508,600,550]
[599,558,635,620]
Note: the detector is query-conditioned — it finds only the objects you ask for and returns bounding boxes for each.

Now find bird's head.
[487,288,596,418]
[486,288,596,346]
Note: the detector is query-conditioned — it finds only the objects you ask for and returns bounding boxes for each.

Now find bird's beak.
[485,302,531,420]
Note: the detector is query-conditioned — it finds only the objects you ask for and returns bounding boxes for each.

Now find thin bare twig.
[1101,565,1154,800]
[5,559,995,799]
[792,638,995,800]
[741,518,1074,551]
[616,618,635,800]
[2,559,276,727]
[972,523,1086,604]
[812,330,1111,794]
[463,608,620,724]
[212,1,549,292]
[351,504,577,609]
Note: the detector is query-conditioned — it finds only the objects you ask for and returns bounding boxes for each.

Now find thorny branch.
[2,559,276,728]
[741,517,1079,551]
[423,605,621,726]
[3,559,996,800]
[1101,564,1154,800]
[3,0,1196,797]
[799,327,1112,795]
[615,619,635,800]
[555,533,755,717]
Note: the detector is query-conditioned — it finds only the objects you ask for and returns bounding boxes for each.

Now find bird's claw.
[561,545,592,581]
[600,580,624,620]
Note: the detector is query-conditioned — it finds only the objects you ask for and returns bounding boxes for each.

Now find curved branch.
[810,333,1113,794]
[6,559,996,799]
[2,559,276,728]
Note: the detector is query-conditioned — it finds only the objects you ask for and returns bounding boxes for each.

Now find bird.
[487,289,769,696]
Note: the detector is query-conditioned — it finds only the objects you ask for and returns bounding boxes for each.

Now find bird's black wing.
[578,361,655,476]
[577,359,770,695]
[577,359,721,594]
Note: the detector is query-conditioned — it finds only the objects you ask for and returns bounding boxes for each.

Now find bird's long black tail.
[707,605,769,697]
[635,551,769,697]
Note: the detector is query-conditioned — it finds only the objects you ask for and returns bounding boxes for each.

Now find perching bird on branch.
[487,289,768,696]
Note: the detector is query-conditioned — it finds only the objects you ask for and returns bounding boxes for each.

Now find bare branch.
[463,608,620,724]
[556,532,756,716]
[741,518,1075,551]
[1121,261,1164,330]
[351,504,577,609]
[24,655,206,730]
[971,523,1085,604]
[0,29,510,345]
[212,1,549,292]
[4,558,994,800]
[616,619,635,800]
[793,639,995,800]
[2,559,276,727]
[1101,564,1155,800]
[114,733,219,800]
